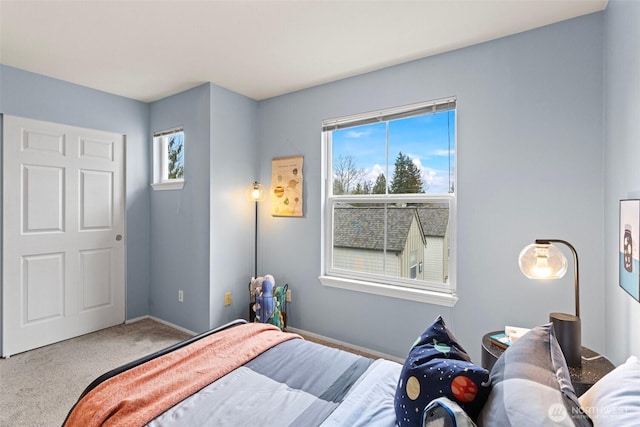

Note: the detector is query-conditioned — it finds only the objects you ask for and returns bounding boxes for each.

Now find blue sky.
[332,110,455,194]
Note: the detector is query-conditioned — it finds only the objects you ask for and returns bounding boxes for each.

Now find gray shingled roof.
[333,206,423,252]
[417,204,449,237]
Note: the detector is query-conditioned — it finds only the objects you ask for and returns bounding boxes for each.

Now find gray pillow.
[477,323,592,427]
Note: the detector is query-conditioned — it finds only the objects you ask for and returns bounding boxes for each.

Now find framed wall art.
[620,199,640,302]
[271,156,303,217]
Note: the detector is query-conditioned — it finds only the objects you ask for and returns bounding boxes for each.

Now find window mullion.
[383,120,389,275]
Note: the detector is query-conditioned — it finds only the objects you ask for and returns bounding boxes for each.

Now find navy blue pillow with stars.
[394,316,491,425]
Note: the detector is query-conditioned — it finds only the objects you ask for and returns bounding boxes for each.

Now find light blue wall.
[210,85,258,326]
[148,83,258,333]
[603,0,640,365]
[149,84,212,333]
[258,13,605,361]
[209,85,259,327]
[0,65,151,354]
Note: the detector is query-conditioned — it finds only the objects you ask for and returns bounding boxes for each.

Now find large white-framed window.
[320,98,457,306]
[151,126,185,191]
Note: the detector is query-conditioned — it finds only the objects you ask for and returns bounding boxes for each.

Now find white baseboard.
[126,315,197,336]
[286,326,404,364]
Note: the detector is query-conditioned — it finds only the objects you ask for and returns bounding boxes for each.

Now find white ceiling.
[0,0,607,102]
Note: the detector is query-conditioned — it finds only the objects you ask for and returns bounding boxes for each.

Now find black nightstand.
[481,330,615,396]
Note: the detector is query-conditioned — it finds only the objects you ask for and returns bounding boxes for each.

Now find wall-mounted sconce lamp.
[519,239,581,368]
[247,181,266,279]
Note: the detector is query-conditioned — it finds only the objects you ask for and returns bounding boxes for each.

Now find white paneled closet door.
[2,115,125,357]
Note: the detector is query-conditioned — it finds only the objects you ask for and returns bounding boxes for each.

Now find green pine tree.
[353,182,365,194]
[390,152,423,193]
[362,180,372,194]
[167,135,184,179]
[372,173,387,194]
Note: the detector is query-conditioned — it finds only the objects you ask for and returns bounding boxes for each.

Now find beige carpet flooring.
[0,318,192,427]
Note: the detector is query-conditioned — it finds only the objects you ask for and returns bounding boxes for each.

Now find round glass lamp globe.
[246,182,266,202]
[518,243,568,279]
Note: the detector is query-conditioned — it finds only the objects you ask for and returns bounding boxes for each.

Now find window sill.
[151,181,185,191]
[319,275,458,307]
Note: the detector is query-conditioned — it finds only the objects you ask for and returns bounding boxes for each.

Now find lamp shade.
[518,242,568,280]
[247,181,266,202]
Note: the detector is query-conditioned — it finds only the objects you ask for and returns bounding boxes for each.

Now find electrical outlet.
[286,289,292,302]
[224,292,232,306]
[178,290,184,303]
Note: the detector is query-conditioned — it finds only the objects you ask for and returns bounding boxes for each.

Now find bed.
[65,317,603,427]
[63,319,401,427]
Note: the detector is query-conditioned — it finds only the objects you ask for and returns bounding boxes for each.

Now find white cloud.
[412,156,449,193]
[412,156,423,169]
[432,149,453,156]
[346,129,369,138]
[363,163,385,183]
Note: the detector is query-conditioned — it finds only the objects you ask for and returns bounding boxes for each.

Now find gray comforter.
[147,338,398,426]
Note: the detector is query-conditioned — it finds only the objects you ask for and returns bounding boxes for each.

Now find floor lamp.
[248,181,266,279]
[518,239,582,368]
[247,182,265,322]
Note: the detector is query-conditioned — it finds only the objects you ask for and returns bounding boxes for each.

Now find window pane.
[332,201,449,285]
[167,132,184,179]
[331,110,455,196]
[332,122,386,195]
[388,110,455,194]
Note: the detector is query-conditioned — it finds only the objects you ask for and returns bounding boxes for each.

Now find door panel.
[80,169,113,230]
[22,253,65,323]
[80,248,112,310]
[3,115,125,357]
[23,165,65,233]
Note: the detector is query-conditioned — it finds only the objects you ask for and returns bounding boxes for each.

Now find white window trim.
[320,98,457,307]
[151,181,184,191]
[319,275,458,307]
[152,126,185,191]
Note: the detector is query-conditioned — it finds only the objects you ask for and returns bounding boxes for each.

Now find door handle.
[116,235,123,241]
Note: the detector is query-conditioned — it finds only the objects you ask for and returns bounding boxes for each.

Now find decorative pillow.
[579,355,640,426]
[423,397,477,427]
[395,316,491,426]
[477,323,592,427]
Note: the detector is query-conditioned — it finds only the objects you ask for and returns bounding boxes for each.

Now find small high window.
[152,126,184,191]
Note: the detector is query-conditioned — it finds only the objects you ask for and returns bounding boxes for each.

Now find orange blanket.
[65,323,301,427]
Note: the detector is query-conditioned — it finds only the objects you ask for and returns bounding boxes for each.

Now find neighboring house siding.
[333,247,399,277]
[424,236,445,282]
[418,204,449,283]
[401,217,426,280]
[443,227,449,281]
